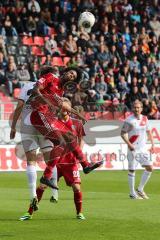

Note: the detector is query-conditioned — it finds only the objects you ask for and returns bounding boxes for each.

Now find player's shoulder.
[21,82,35,91]
[125,113,134,123]
[19,82,35,98]
[45,73,59,81]
[141,114,148,120]
[38,73,59,85]
[141,114,149,124]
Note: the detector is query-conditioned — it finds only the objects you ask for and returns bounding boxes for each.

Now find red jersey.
[58,117,86,165]
[30,73,63,113]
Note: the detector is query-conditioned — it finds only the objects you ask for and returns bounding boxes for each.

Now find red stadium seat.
[31,46,44,56]
[22,36,34,46]
[52,57,64,66]
[3,103,15,120]
[13,88,21,99]
[48,27,57,36]
[44,36,50,41]
[57,47,66,56]
[63,57,70,66]
[40,56,46,64]
[33,36,45,46]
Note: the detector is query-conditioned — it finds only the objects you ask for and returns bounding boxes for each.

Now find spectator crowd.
[0,0,160,119]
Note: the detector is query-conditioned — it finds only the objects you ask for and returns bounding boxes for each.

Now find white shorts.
[127,149,152,170]
[20,109,53,153]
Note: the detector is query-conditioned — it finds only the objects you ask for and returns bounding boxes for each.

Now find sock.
[44,146,64,179]
[26,165,37,199]
[72,144,85,162]
[36,187,44,202]
[138,170,152,192]
[28,206,34,215]
[80,160,89,169]
[51,166,58,200]
[128,172,136,195]
[27,187,44,215]
[74,191,82,215]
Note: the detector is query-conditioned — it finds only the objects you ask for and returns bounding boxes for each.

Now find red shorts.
[57,164,81,186]
[30,111,73,142]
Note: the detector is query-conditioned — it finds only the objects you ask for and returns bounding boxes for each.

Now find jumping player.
[19,98,89,221]
[29,66,103,188]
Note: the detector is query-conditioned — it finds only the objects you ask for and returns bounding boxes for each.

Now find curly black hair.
[61,67,83,83]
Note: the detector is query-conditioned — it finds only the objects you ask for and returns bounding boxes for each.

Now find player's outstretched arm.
[61,101,87,123]
[32,84,63,108]
[10,100,24,139]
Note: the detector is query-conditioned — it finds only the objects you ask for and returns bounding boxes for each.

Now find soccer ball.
[78,11,95,33]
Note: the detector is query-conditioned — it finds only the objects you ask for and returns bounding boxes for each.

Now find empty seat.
[33,36,44,46]
[31,46,44,56]
[63,56,70,66]
[16,56,28,65]
[22,36,34,46]
[52,57,64,66]
[13,88,21,99]
[19,45,29,55]
[8,36,19,45]
[7,45,17,55]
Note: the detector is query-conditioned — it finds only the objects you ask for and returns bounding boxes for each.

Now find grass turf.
[0,170,160,240]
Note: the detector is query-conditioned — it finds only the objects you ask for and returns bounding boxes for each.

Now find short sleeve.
[19,84,28,102]
[121,120,133,133]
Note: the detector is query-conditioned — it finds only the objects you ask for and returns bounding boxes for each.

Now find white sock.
[128,172,136,195]
[26,165,37,200]
[51,166,58,200]
[138,170,152,192]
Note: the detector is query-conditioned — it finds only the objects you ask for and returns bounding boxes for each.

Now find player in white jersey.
[10,82,58,214]
[121,100,154,199]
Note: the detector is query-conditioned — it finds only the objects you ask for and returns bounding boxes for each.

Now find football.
[78,11,95,33]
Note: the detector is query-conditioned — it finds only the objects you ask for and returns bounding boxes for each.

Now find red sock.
[74,191,82,214]
[28,206,34,215]
[43,146,64,179]
[36,187,44,202]
[72,144,85,162]
[81,160,89,169]
[43,159,58,179]
[28,188,44,215]
[72,144,89,169]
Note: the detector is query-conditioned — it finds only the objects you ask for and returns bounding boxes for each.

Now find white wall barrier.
[0,143,160,171]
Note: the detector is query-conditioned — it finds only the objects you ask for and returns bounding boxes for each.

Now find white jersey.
[19,82,36,125]
[19,82,35,104]
[122,114,150,150]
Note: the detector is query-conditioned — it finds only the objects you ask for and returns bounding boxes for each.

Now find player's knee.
[27,160,36,166]
[145,165,153,172]
[39,183,48,190]
[26,150,37,162]
[72,183,80,192]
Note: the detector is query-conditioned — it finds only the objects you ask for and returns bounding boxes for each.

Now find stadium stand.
[0,0,159,120]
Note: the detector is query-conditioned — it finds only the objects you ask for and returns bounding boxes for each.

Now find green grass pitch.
[0,170,160,240]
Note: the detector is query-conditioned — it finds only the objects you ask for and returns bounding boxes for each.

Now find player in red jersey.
[29,66,103,188]
[20,99,90,221]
